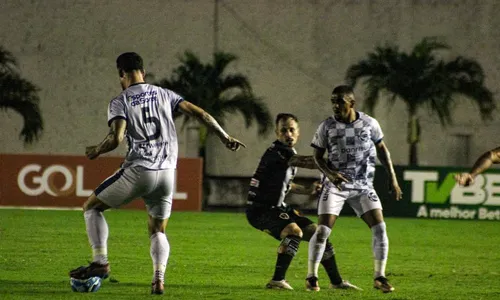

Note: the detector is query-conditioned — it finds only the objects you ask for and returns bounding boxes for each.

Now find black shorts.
[245,204,314,240]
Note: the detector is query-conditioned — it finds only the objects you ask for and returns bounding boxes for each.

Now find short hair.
[331,85,355,102]
[116,52,144,73]
[275,113,298,126]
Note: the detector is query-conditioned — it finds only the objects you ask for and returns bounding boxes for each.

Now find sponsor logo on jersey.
[279,213,290,220]
[358,129,370,142]
[128,91,159,107]
[340,146,368,153]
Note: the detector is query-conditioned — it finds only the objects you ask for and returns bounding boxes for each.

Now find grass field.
[1,208,500,300]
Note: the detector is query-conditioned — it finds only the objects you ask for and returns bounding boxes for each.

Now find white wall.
[1,0,499,176]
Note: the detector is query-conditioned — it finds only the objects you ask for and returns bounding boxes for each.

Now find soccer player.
[246,113,360,291]
[455,147,500,186]
[305,85,402,293]
[69,52,245,295]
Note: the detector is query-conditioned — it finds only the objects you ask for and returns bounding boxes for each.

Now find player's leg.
[305,214,336,291]
[300,219,362,290]
[306,184,346,291]
[266,221,302,290]
[143,168,174,295]
[69,193,112,279]
[355,190,394,293]
[148,215,170,295]
[70,167,146,280]
[246,204,300,290]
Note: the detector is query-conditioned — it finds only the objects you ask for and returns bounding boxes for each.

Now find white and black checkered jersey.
[247,140,297,207]
[108,83,184,170]
[311,112,383,190]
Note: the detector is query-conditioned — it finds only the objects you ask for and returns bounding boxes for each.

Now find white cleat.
[330,280,363,291]
[266,279,294,290]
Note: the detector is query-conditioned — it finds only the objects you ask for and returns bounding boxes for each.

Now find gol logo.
[17,164,92,197]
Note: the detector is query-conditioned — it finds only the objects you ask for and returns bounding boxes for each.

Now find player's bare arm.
[178,101,246,151]
[375,141,402,200]
[85,119,126,160]
[290,182,319,195]
[455,147,500,186]
[313,147,349,190]
[288,155,317,169]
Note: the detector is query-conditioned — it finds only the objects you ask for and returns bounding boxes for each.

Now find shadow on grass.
[0,279,261,294]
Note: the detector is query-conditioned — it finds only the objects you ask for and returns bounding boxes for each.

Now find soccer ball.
[70,276,102,293]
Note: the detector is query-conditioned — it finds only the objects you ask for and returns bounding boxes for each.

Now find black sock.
[321,241,342,285]
[272,235,301,281]
[272,253,293,281]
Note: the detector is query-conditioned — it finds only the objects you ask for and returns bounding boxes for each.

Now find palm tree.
[0,46,43,144]
[155,51,272,158]
[345,37,495,166]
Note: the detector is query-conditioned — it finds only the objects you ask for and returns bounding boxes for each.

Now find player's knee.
[149,217,168,236]
[83,195,108,212]
[322,240,336,260]
[371,222,388,241]
[281,223,303,239]
[301,224,317,241]
[316,224,332,243]
[277,235,301,257]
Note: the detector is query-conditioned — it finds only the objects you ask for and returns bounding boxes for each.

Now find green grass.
[1,209,500,299]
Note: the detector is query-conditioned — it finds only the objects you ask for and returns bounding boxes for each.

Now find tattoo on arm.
[96,127,121,155]
[288,155,317,169]
[200,112,229,141]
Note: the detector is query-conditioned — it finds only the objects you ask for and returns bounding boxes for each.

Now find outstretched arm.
[86,119,127,160]
[455,147,500,186]
[288,155,317,169]
[178,101,246,151]
[375,141,402,200]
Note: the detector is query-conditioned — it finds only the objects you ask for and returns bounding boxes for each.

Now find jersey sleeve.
[311,121,327,149]
[163,88,184,112]
[107,96,127,127]
[371,118,384,144]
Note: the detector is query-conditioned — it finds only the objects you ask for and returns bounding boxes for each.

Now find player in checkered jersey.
[69,52,245,295]
[305,85,402,293]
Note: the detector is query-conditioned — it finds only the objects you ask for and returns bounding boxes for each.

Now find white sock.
[307,225,331,277]
[371,222,388,278]
[150,232,170,283]
[84,209,109,265]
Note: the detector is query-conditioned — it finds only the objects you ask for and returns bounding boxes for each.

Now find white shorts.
[94,166,174,219]
[317,181,382,217]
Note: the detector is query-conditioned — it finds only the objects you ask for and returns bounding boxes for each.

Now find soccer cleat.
[374,276,394,293]
[266,279,294,290]
[69,262,110,280]
[330,280,363,291]
[305,276,320,291]
[151,279,164,295]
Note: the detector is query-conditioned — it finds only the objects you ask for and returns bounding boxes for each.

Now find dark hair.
[116,52,144,73]
[332,85,354,95]
[331,85,355,102]
[275,113,298,126]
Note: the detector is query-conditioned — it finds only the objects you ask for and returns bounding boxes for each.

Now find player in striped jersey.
[305,85,402,293]
[69,52,245,294]
[246,113,360,291]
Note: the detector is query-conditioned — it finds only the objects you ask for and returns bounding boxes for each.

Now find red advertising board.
[0,154,203,211]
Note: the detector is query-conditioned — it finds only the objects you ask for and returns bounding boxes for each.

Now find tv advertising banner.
[374,166,500,220]
[0,154,203,211]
